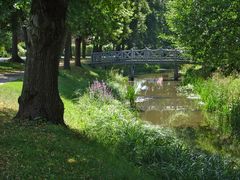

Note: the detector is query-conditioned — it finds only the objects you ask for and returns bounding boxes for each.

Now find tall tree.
[64,29,71,69]
[75,36,82,66]
[9,10,24,63]
[166,0,240,73]
[16,0,69,124]
[144,0,172,48]
[125,0,150,49]
[0,0,29,62]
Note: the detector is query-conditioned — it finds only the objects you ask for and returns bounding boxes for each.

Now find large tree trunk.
[15,0,69,125]
[9,11,24,63]
[82,37,86,59]
[64,30,71,69]
[75,36,82,66]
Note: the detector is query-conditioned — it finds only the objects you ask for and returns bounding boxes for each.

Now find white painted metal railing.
[91,48,187,63]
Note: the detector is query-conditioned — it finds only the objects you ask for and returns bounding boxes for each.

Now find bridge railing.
[91,48,188,64]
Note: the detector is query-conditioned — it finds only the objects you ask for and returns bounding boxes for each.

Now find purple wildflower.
[89,80,113,101]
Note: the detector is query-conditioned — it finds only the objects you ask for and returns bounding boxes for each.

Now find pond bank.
[134,70,240,163]
[64,66,240,178]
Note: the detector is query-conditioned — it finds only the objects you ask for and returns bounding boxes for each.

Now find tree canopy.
[166,0,240,73]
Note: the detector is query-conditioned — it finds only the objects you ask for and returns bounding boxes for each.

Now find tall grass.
[1,64,239,178]
[183,67,240,135]
[66,92,239,179]
[64,67,239,179]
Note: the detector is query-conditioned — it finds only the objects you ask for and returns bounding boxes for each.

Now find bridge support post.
[174,64,179,81]
[129,65,135,81]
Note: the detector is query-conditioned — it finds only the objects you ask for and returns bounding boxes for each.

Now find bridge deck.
[91,48,195,65]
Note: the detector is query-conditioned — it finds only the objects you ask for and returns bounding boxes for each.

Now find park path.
[0,71,24,85]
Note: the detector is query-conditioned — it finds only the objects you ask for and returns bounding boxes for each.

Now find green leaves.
[166,0,240,73]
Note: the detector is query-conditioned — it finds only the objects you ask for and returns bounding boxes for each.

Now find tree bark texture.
[9,11,24,63]
[82,37,86,59]
[75,36,82,66]
[16,0,69,125]
[64,30,71,69]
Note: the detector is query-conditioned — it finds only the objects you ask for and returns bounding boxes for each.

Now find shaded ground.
[0,72,24,85]
[0,64,152,179]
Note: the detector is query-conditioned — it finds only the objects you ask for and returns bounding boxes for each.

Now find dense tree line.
[166,0,240,74]
[0,0,172,124]
[2,0,238,124]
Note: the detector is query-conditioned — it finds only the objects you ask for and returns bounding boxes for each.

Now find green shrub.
[126,85,137,108]
[0,46,10,57]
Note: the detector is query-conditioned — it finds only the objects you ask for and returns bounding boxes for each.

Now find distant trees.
[166,0,240,74]
[65,0,171,55]
[0,0,29,62]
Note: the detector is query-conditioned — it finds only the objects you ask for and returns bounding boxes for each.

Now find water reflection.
[135,71,205,128]
[135,71,240,158]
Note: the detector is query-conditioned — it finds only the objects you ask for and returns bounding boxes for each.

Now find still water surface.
[134,70,240,159]
[135,71,205,128]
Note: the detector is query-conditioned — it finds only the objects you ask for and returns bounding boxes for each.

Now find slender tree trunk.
[15,0,69,125]
[64,30,71,69]
[69,40,72,59]
[75,36,82,66]
[116,44,121,51]
[98,45,103,52]
[121,43,125,50]
[93,44,98,52]
[82,37,86,59]
[9,11,24,63]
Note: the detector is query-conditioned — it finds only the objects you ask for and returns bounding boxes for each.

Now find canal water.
[135,71,205,128]
[134,70,240,160]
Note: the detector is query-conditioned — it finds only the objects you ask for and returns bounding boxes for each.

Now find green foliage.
[0,0,30,58]
[0,31,11,54]
[0,47,10,57]
[183,67,240,135]
[70,92,239,179]
[1,65,239,178]
[0,70,151,179]
[144,0,172,48]
[68,0,134,47]
[60,66,239,179]
[166,0,240,73]
[126,85,138,108]
[68,0,170,49]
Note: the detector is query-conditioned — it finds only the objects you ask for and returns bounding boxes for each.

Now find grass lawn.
[0,64,152,179]
[0,63,239,179]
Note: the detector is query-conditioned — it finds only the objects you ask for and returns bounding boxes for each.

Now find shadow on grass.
[0,62,24,74]
[0,116,149,179]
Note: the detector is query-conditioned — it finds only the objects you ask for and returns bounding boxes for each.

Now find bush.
[0,46,9,57]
